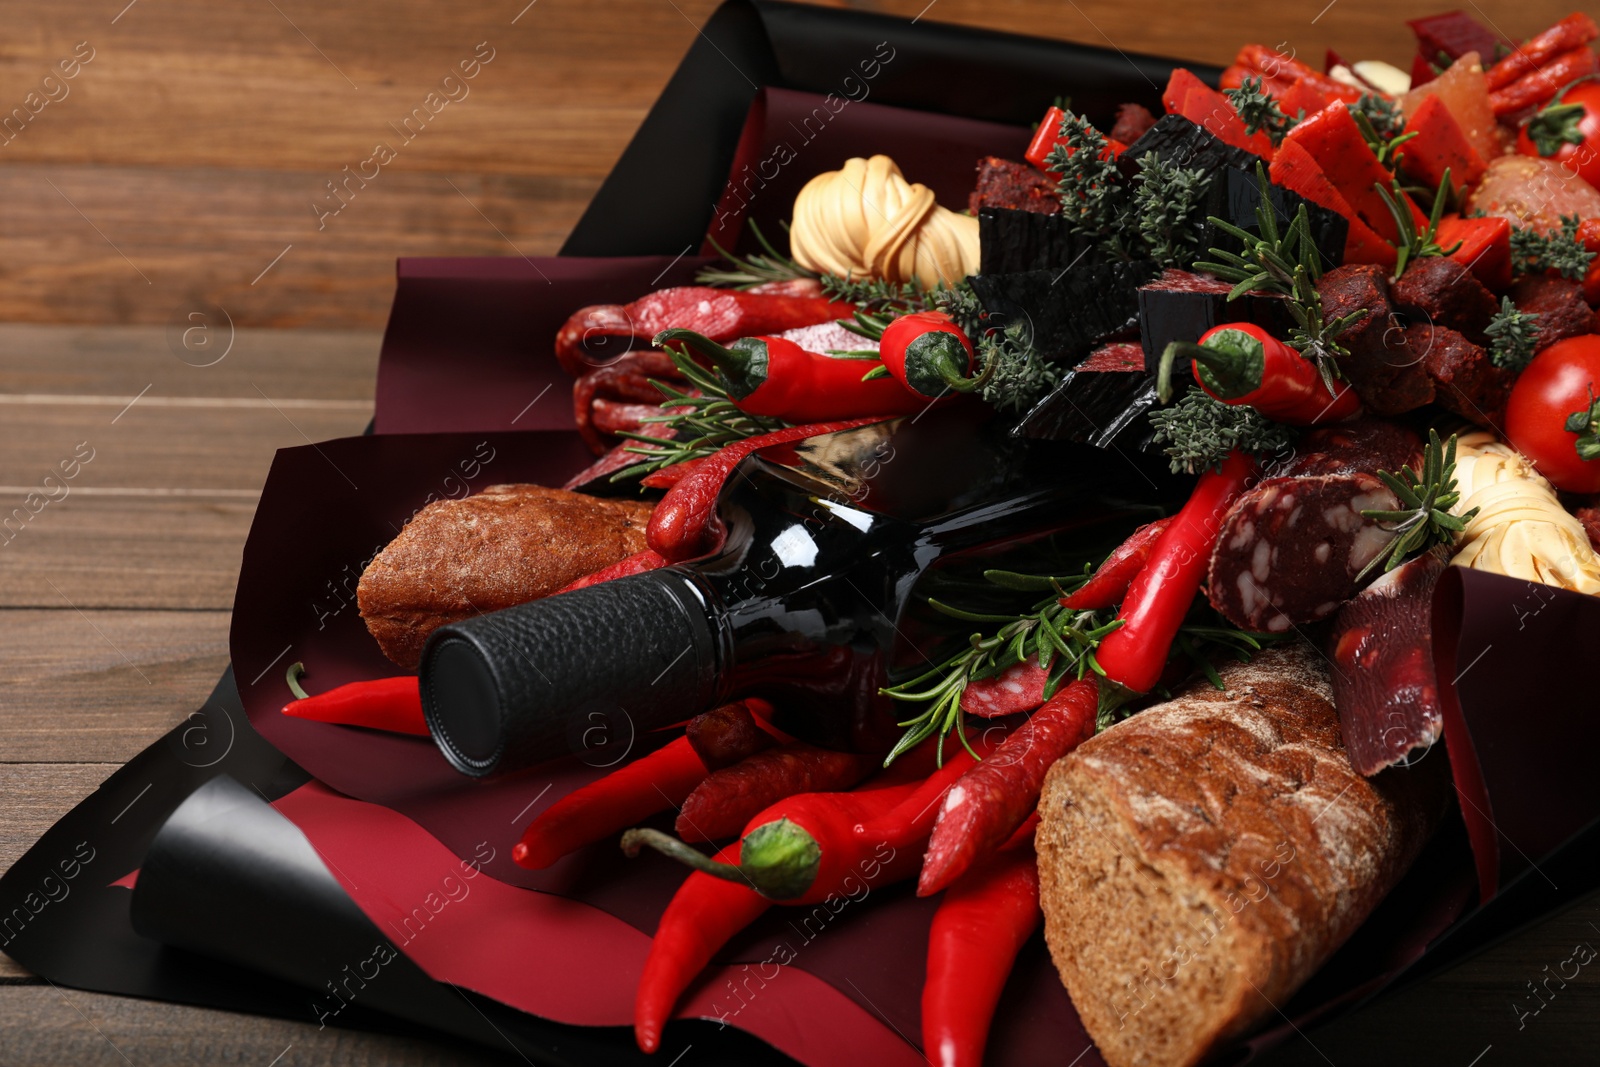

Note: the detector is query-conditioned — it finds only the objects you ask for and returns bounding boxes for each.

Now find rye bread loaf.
[357,484,652,668]
[1036,643,1449,1067]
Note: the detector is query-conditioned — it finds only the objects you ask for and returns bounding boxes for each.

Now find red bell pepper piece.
[1283,101,1426,245]
[1408,10,1508,68]
[1490,47,1599,119]
[921,841,1042,1067]
[1230,44,1362,104]
[1277,78,1331,121]
[1436,214,1513,292]
[282,670,428,736]
[1095,450,1261,693]
[1396,94,1487,196]
[1268,138,1398,268]
[1162,69,1273,158]
[1024,105,1125,173]
[1486,13,1599,92]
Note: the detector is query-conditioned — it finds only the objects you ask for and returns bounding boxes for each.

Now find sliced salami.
[1205,473,1400,631]
[960,656,1049,717]
[1329,547,1448,776]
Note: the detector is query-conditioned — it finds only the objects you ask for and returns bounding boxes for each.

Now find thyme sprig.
[1192,165,1365,391]
[1225,75,1299,146]
[608,344,786,483]
[1511,215,1596,282]
[1047,111,1127,242]
[1359,429,1477,578]
[1485,296,1542,371]
[1378,172,1462,278]
[1149,387,1297,475]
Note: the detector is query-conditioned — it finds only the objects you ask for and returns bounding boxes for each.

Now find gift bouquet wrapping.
[10,4,1600,1066]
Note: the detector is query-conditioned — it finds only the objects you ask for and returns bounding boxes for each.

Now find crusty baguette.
[357,485,652,668]
[1036,643,1449,1067]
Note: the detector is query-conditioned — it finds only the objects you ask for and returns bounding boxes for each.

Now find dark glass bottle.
[421,407,1175,777]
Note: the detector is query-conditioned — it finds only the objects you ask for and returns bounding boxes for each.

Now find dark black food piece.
[1195,166,1349,274]
[1329,547,1449,776]
[978,208,1097,275]
[967,260,1159,364]
[1118,114,1259,180]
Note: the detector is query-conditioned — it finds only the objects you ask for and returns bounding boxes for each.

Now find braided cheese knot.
[1449,432,1600,594]
[789,155,979,291]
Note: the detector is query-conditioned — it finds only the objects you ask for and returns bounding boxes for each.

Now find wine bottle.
[420,407,1175,777]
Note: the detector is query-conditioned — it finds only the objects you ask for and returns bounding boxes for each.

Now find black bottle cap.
[420,569,720,778]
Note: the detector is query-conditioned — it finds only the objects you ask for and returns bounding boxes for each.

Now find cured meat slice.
[1205,473,1400,631]
[1391,256,1498,345]
[1329,547,1448,775]
[1318,264,1433,416]
[968,156,1059,216]
[1276,419,1423,478]
[960,656,1048,717]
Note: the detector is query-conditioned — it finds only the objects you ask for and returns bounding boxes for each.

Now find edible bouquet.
[13,7,1600,1067]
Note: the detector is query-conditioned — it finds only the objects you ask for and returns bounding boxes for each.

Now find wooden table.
[2,1,1594,1063]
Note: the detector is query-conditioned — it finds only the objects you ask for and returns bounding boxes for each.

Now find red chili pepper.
[625,777,923,903]
[553,287,853,378]
[876,311,989,400]
[1024,105,1127,172]
[1486,13,1599,92]
[674,742,878,843]
[1095,451,1260,693]
[1159,322,1361,425]
[281,664,428,736]
[627,783,921,1052]
[917,678,1097,896]
[921,842,1041,1067]
[1061,516,1176,611]
[512,736,707,870]
[555,549,667,595]
[632,838,771,1053]
[1490,47,1599,118]
[655,329,924,423]
[647,418,881,561]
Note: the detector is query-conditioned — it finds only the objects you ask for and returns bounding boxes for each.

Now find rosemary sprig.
[881,567,1283,761]
[1192,165,1366,392]
[1377,172,1462,278]
[694,220,816,289]
[1358,429,1477,578]
[1352,92,1406,142]
[608,344,786,483]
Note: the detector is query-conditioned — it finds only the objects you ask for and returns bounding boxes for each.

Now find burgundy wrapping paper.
[1432,566,1600,900]
[373,255,712,436]
[702,87,1030,256]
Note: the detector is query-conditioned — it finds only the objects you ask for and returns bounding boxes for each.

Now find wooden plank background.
[1,0,1595,1063]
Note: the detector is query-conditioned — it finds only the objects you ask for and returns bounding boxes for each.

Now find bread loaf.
[357,485,652,668]
[1036,643,1448,1067]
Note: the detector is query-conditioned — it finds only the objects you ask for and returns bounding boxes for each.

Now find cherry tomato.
[1516,79,1600,190]
[1504,334,1600,493]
